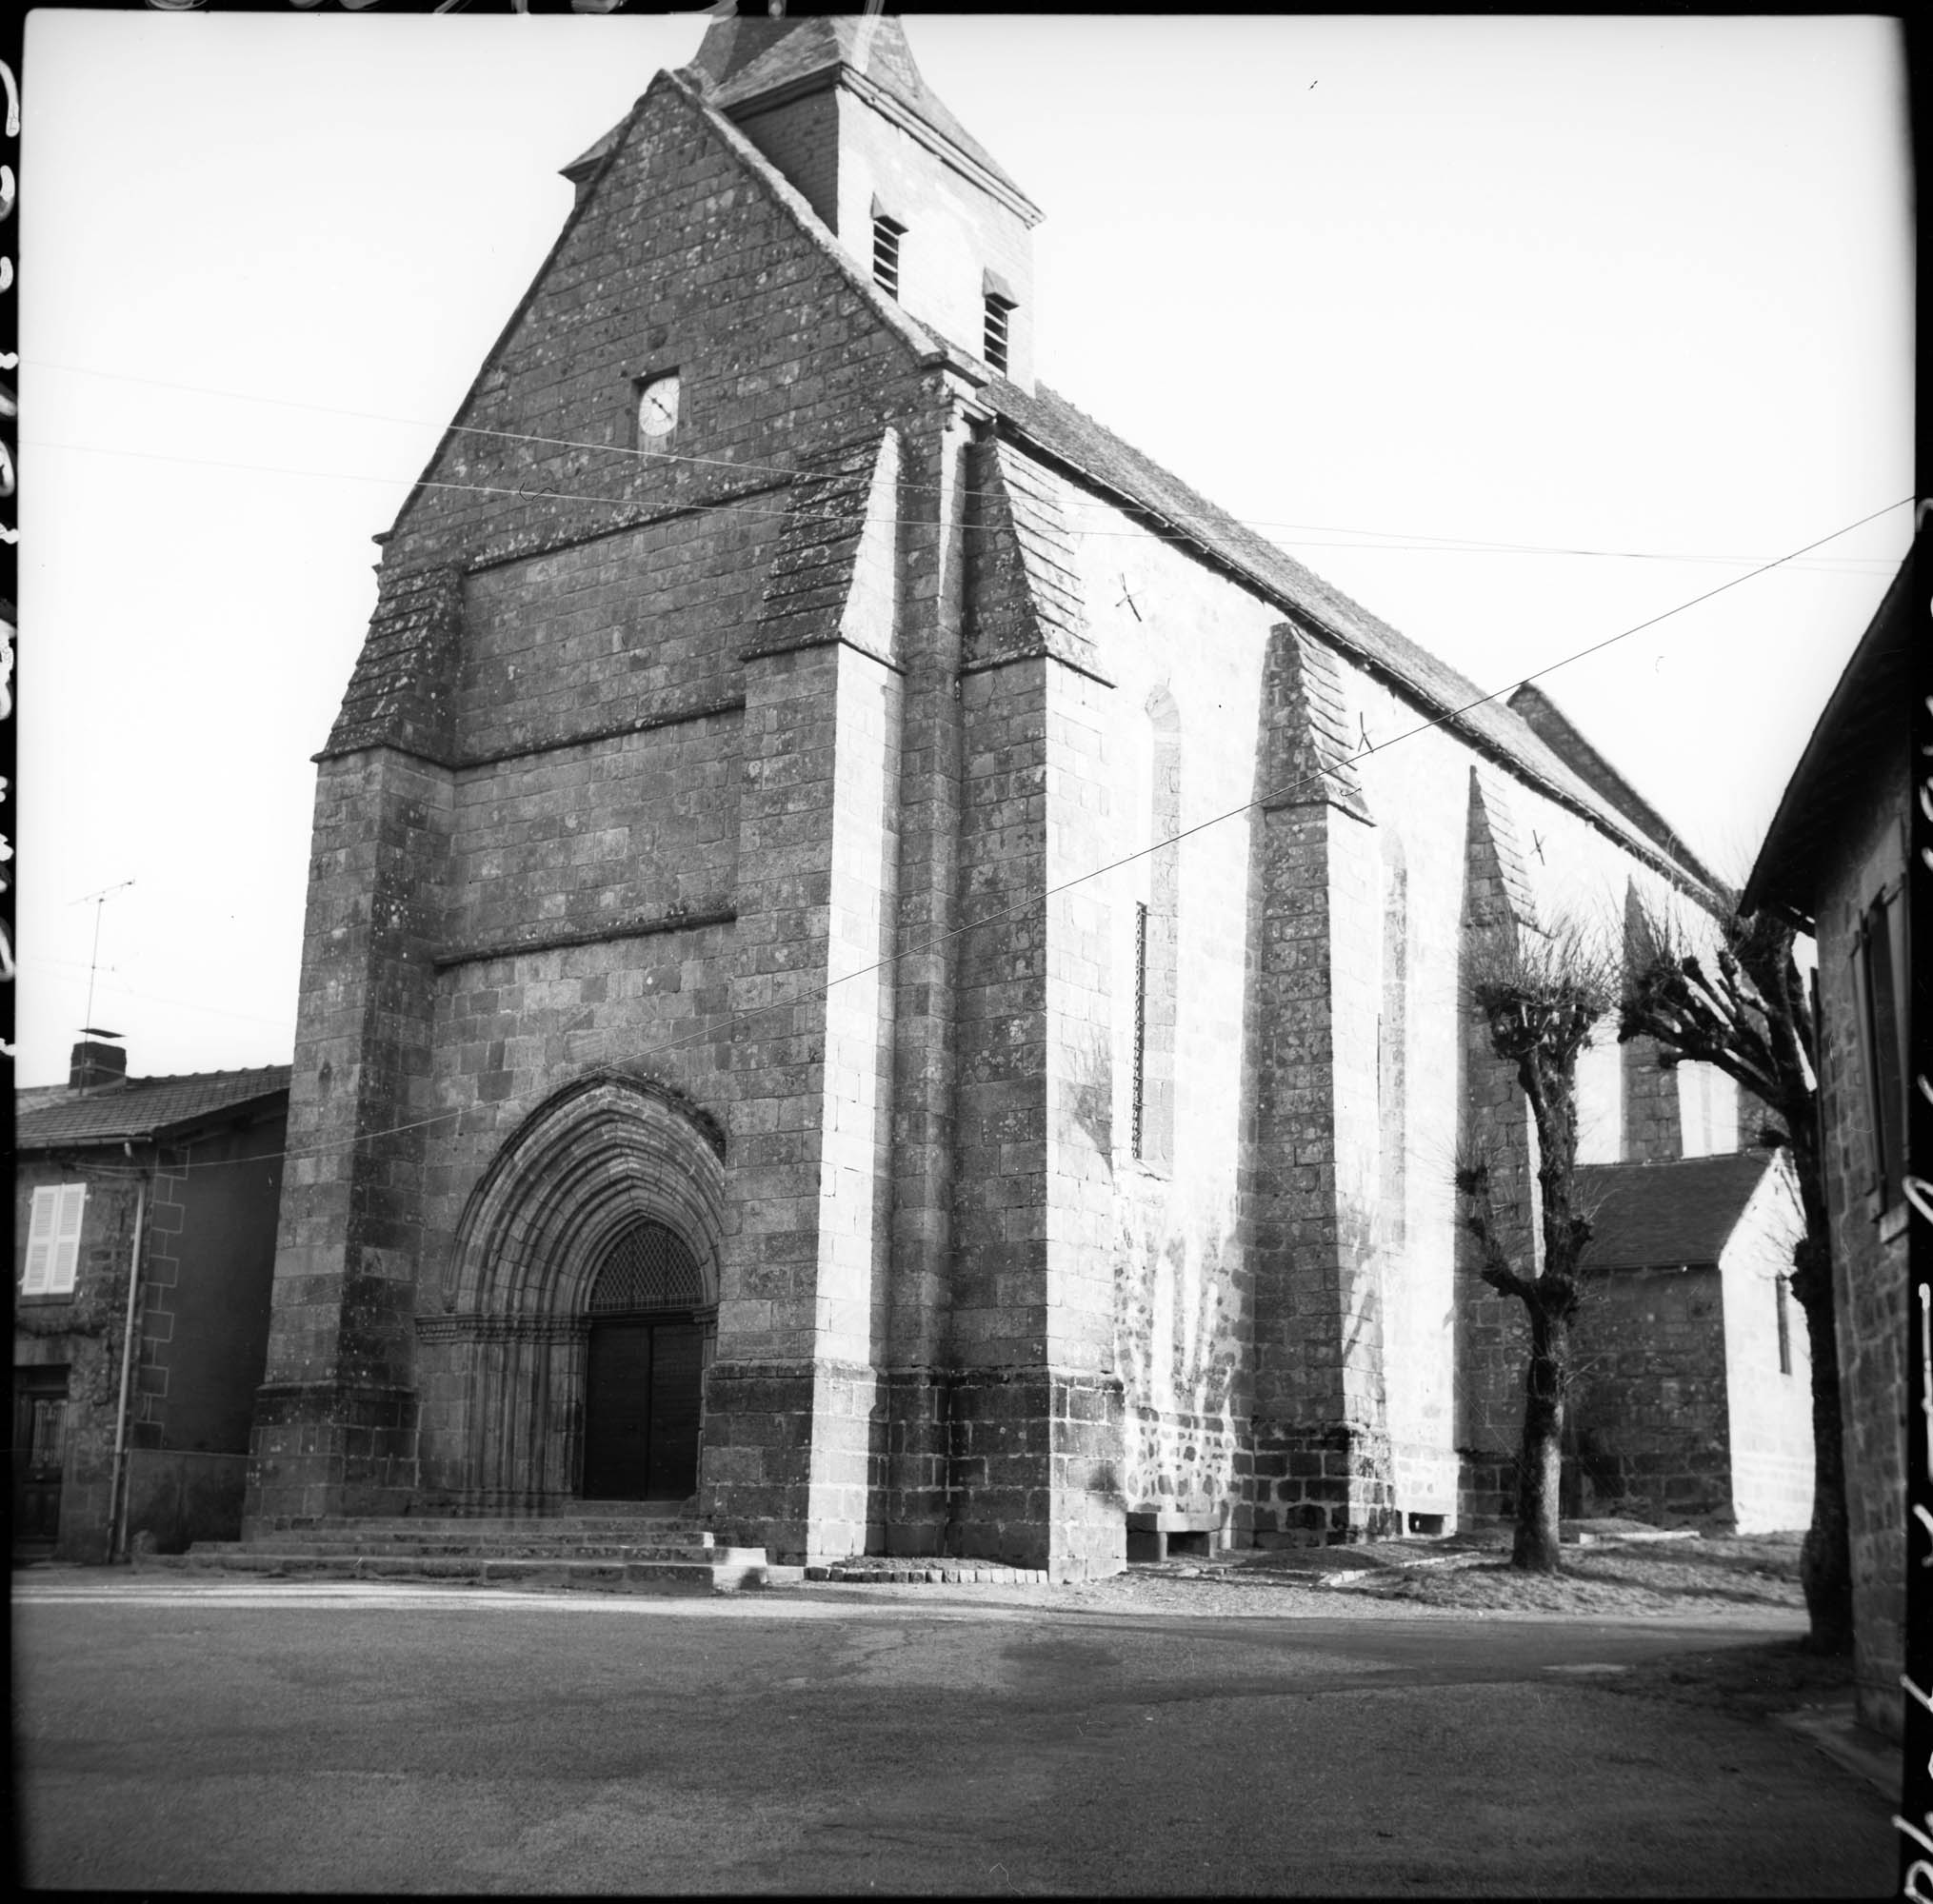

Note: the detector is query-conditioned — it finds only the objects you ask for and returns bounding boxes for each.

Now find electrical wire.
[21,430,1900,578]
[20,356,1899,572]
[16,956,299,1030]
[42,493,1908,1174]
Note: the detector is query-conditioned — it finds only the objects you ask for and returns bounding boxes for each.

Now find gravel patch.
[1329,1532,1806,1619]
[778,1530,1810,1626]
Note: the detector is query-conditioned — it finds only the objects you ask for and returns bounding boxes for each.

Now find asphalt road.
[11,1574,1894,1894]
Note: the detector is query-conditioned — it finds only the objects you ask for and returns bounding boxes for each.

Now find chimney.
[70,1032,128,1092]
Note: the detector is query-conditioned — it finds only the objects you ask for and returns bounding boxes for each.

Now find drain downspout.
[107,1169,149,1562]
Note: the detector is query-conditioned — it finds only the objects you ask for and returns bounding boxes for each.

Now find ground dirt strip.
[14,1528,1813,1627]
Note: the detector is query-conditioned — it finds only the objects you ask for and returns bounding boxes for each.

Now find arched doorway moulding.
[421,1071,727,1512]
[441,1071,726,1317]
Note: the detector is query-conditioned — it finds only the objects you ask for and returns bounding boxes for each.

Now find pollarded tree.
[1456,924,1621,1573]
[1620,900,1849,1654]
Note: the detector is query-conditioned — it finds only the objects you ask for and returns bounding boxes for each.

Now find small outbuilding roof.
[1575,1152,1774,1271]
[15,1065,292,1152]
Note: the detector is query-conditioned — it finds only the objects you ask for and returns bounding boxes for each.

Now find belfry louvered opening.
[588,1220,706,1314]
[871,213,906,299]
[984,294,1015,373]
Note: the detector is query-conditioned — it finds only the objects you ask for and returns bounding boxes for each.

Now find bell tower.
[686,11,1042,391]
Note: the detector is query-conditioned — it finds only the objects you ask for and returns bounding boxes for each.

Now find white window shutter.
[50,1183,87,1294]
[22,1185,57,1294]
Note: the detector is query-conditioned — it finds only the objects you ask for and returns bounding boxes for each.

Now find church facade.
[244,16,1729,1577]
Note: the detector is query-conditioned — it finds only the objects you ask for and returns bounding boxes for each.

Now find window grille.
[29,1397,67,1476]
[871,214,905,299]
[1131,901,1149,1160]
[588,1220,706,1315]
[984,295,1014,373]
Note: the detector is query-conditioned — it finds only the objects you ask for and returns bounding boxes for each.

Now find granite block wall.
[1567,1264,1733,1524]
[1812,763,1910,1739]
[250,65,936,1533]
[245,27,1743,1575]
[14,1165,146,1563]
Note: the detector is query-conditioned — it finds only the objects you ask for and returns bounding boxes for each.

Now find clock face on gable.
[637,373,680,439]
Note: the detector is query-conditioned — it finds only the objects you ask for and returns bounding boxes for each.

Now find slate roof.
[1507,683,1721,893]
[749,432,897,659]
[15,1066,291,1153]
[981,377,1715,893]
[700,15,1033,208]
[565,17,1036,207]
[1575,1153,1773,1270]
[1742,520,1919,928]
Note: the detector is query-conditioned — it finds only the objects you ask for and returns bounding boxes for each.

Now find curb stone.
[804,1562,1048,1586]
[1775,1702,1902,1798]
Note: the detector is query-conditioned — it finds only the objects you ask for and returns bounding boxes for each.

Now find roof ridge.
[994,379,1716,896]
[695,14,1033,208]
[121,1062,292,1086]
[1577,1151,1767,1172]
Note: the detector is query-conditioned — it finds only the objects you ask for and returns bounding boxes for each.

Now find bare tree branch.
[1616,892,1849,1652]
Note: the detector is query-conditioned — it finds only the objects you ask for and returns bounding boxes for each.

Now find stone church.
[245,14,1738,1577]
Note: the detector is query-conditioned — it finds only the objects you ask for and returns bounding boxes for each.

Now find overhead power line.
[22,430,1902,579]
[87,493,1912,1174]
[21,356,1901,573]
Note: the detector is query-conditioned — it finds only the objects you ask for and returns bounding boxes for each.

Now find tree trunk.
[1789,1232,1854,1653]
[1513,1303,1566,1572]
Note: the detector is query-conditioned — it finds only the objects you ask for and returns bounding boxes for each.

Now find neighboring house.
[13,1040,289,1562]
[1742,528,1914,1739]
[249,14,1751,1576]
[1569,1152,1811,1534]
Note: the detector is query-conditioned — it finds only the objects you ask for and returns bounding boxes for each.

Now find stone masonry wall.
[1812,760,1910,1739]
[1719,1160,1813,1535]
[1246,625,1394,1546]
[876,390,981,1556]
[1621,881,1686,1164]
[1567,1265,1733,1525]
[1034,443,1699,1545]
[948,648,1126,1578]
[134,1121,283,1460]
[704,632,902,1564]
[829,89,1038,392]
[14,1162,146,1563]
[249,745,448,1531]
[260,68,946,1528]
[1453,770,1543,1525]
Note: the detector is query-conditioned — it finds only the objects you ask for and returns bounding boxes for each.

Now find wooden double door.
[580,1316,706,1501]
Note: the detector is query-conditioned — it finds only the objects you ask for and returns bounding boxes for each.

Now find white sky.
[16,10,1914,1087]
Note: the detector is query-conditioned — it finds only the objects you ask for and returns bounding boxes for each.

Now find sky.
[15,9,1915,1088]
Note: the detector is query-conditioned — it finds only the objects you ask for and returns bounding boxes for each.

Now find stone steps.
[189,1538,748,1562]
[249,1514,710,1539]
[152,1507,783,1593]
[207,1526,715,1550]
[143,1550,770,1592]
[807,1559,1047,1585]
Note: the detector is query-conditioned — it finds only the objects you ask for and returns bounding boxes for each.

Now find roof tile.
[985,379,1714,892]
[16,1066,292,1152]
[1576,1152,1773,1269]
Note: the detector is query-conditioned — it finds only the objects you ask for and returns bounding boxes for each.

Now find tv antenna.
[70,879,134,1038]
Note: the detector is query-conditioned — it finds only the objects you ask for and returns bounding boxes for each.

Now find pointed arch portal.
[427,1074,726,1512]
